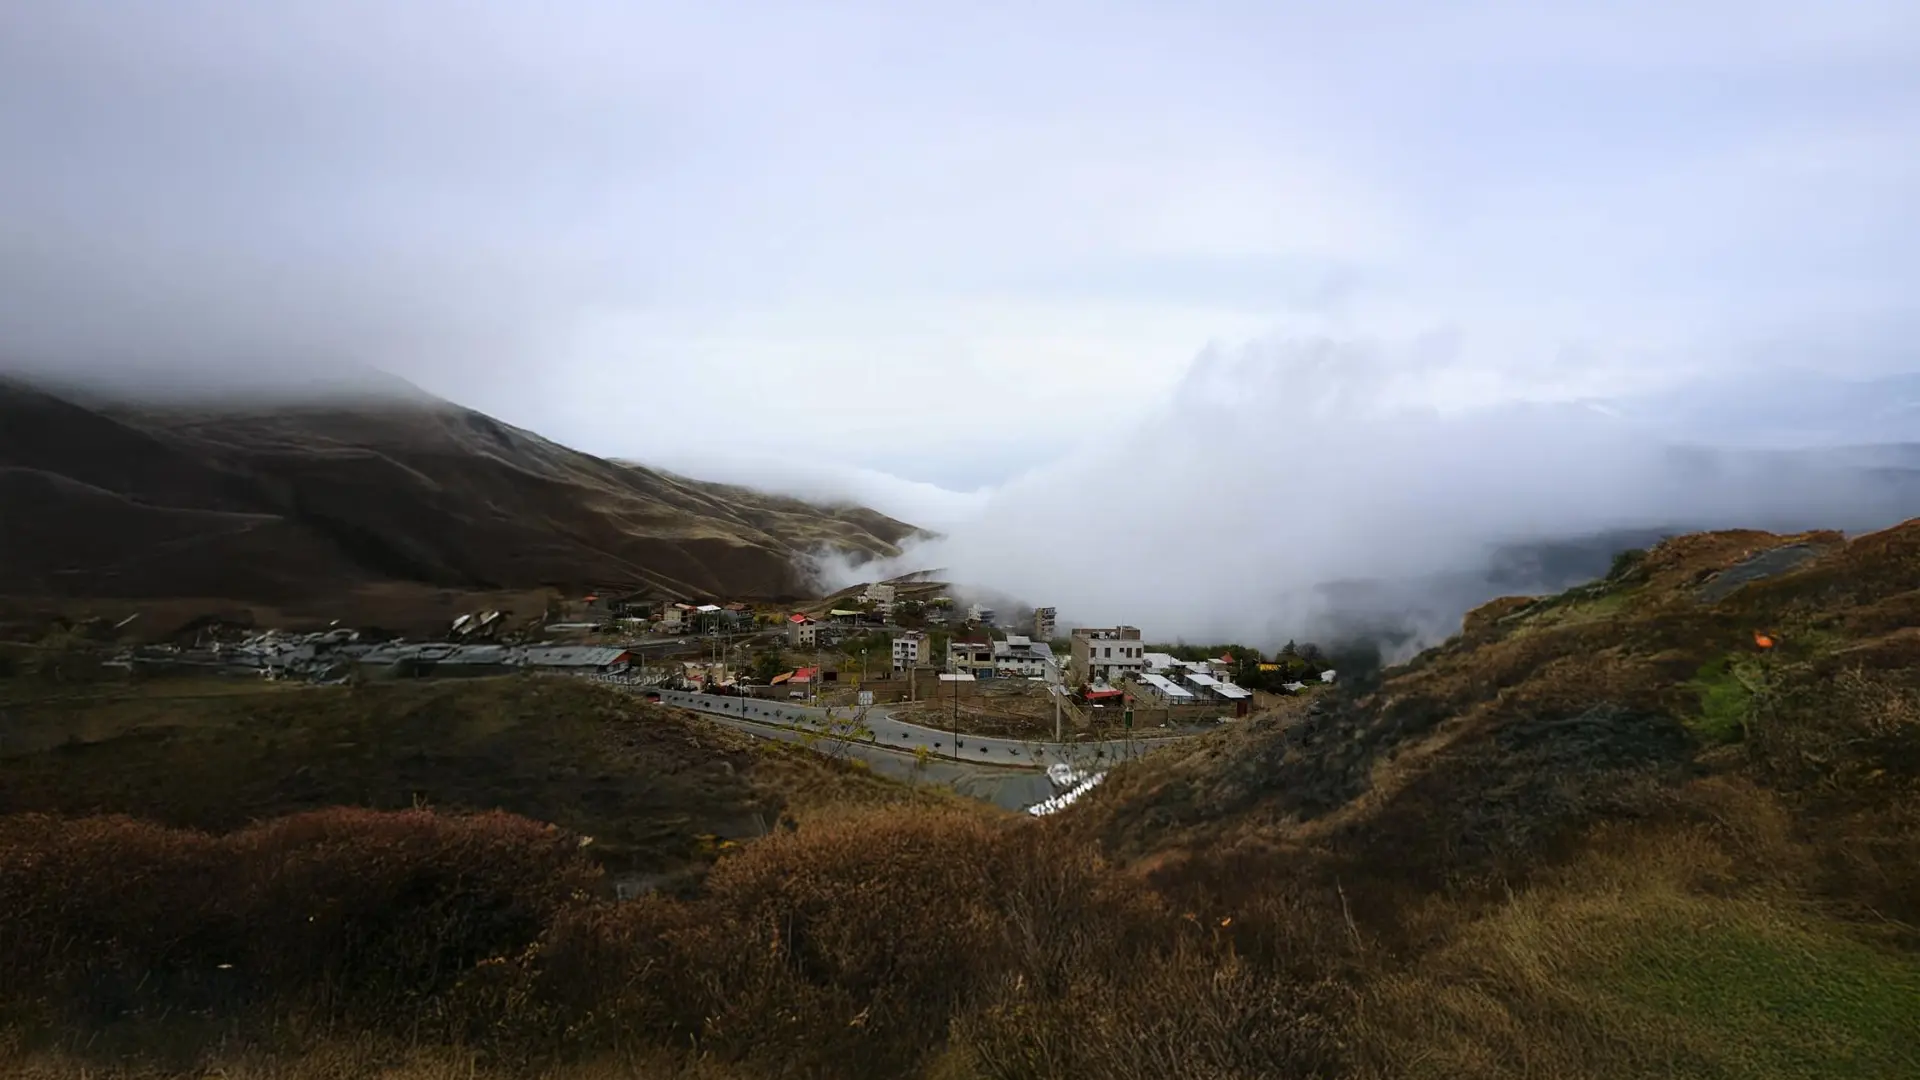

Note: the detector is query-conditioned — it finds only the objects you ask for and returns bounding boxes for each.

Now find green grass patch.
[1686,656,1760,744]
[1607,913,1920,1078]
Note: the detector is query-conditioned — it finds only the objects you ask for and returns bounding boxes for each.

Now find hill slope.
[0,378,921,603]
[1064,520,1920,1077]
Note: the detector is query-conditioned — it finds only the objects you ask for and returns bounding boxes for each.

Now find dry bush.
[455,806,1363,1079]
[0,809,598,1029]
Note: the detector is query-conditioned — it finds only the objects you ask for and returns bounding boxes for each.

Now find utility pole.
[951,666,960,761]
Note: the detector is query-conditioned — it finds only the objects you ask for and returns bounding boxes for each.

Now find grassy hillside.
[0,676,928,877]
[4,522,1918,1078]
[1069,522,1920,1078]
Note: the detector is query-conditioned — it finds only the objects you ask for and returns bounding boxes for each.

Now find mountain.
[0,377,923,604]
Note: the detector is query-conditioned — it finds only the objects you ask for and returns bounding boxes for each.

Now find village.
[86,577,1336,742]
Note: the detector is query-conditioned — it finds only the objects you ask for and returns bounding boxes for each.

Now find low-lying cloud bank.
[846,337,1920,653]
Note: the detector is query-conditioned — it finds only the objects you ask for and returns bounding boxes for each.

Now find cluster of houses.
[601,597,760,636]
[108,629,640,683]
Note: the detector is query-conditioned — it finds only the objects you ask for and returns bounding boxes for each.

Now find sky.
[3,2,1918,646]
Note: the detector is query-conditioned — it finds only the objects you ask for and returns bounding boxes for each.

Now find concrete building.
[948,638,996,678]
[659,603,691,633]
[993,634,1054,678]
[892,630,926,671]
[1031,606,1057,640]
[787,613,819,648]
[863,583,897,613]
[1070,626,1145,684]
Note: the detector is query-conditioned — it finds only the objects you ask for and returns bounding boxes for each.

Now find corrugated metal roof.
[1139,672,1195,698]
[524,646,631,668]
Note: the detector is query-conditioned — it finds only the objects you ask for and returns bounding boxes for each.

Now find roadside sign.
[858,690,874,707]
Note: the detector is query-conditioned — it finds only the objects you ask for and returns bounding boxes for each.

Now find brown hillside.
[0,378,921,604]
[5,523,1918,1079]
[1076,522,1920,917]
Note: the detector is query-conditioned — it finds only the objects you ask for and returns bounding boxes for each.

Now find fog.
[3,4,1918,652]
[838,338,1920,653]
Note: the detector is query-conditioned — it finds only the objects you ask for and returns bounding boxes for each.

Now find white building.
[787,614,819,649]
[1142,652,1179,674]
[1071,626,1146,684]
[864,583,897,609]
[993,635,1054,678]
[892,630,926,671]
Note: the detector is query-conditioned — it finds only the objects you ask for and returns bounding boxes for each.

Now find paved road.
[674,707,1057,810]
[620,684,1178,770]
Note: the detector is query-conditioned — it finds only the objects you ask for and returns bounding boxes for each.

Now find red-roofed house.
[788,613,819,648]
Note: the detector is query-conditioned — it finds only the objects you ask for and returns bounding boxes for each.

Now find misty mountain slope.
[0,379,920,603]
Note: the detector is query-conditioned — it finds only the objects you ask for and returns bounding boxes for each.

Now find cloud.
[1,2,1917,651]
[867,334,1920,653]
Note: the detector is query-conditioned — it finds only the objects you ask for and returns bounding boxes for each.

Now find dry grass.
[7,522,1920,1077]
[0,676,931,875]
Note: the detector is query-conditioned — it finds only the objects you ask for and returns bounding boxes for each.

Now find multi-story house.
[1070,626,1146,684]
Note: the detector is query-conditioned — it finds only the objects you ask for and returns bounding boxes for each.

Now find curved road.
[598,681,1174,770]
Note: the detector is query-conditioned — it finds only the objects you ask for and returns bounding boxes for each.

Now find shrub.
[0,809,599,1028]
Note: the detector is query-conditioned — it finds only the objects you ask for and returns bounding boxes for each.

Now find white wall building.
[892,630,925,671]
[993,635,1054,678]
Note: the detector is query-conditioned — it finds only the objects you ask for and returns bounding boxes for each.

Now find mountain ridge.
[0,377,921,604]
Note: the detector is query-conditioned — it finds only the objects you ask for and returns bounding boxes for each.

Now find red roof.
[1085,688,1124,700]
[789,613,813,624]
[792,666,820,682]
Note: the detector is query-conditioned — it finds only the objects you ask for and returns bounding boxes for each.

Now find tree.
[801,704,875,763]
[750,650,785,685]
